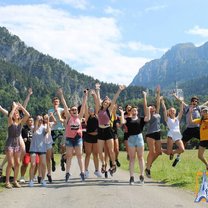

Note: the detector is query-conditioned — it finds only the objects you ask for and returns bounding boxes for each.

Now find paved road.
[0,159,206,208]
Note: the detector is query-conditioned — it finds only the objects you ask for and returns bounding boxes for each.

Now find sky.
[0,0,208,86]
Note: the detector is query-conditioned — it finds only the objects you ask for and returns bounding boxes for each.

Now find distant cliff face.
[130,42,208,89]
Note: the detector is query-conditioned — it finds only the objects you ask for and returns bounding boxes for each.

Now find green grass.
[119,150,207,192]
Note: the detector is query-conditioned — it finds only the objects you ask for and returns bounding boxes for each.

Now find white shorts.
[167,130,182,142]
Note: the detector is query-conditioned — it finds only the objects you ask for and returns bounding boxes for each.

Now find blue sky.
[0,0,208,85]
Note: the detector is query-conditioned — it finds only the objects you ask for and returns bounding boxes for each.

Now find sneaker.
[41,179,47,187]
[80,172,85,182]
[19,177,25,183]
[38,176,42,184]
[29,180,34,187]
[116,159,121,167]
[85,170,90,178]
[169,154,174,160]
[47,174,52,183]
[65,172,71,182]
[172,157,180,167]
[145,168,151,178]
[139,175,144,184]
[129,176,134,185]
[52,160,56,172]
[61,157,65,171]
[94,170,102,178]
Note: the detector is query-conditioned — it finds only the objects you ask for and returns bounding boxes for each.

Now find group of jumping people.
[0,84,208,188]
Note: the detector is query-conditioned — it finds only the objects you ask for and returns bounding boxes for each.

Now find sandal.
[101,164,106,174]
[109,164,116,176]
[5,182,13,189]
[13,181,21,188]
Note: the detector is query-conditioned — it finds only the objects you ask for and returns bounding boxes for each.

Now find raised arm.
[8,102,18,126]
[172,93,187,107]
[95,83,101,111]
[56,88,70,120]
[160,96,168,123]
[0,105,8,116]
[201,100,208,107]
[143,91,148,117]
[23,88,33,108]
[90,89,99,115]
[78,89,88,120]
[118,107,125,125]
[109,85,126,113]
[18,103,30,124]
[177,102,184,121]
[155,85,161,114]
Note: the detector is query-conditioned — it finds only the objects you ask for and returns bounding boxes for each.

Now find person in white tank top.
[160,97,185,164]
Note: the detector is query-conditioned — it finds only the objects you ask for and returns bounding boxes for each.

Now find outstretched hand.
[28,88,33,95]
[119,84,126,91]
[56,88,63,97]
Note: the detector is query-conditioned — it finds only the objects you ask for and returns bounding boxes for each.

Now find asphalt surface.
[0,158,206,208]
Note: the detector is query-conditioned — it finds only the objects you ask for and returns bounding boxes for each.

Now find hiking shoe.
[139,175,144,184]
[145,168,151,178]
[47,174,52,183]
[41,180,47,187]
[65,172,71,182]
[85,170,89,178]
[172,157,180,167]
[129,176,134,185]
[38,176,42,184]
[94,170,102,178]
[80,172,85,182]
[116,159,121,167]
[19,177,25,183]
[29,180,34,187]
[61,157,65,171]
[52,160,56,172]
[169,154,174,160]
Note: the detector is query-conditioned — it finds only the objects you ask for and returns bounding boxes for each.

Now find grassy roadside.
[118,149,207,192]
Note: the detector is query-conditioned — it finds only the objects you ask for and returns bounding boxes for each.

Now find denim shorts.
[128,133,144,147]
[65,137,83,147]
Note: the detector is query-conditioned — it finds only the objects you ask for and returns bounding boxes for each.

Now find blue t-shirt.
[48,107,64,130]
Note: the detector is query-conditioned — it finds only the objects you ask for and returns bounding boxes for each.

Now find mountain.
[0,26,146,115]
[130,42,208,93]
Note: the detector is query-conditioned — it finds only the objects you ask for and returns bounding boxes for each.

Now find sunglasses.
[71,109,77,112]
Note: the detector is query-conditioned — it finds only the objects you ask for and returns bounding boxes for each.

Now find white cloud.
[125,41,167,53]
[186,26,208,38]
[0,4,150,85]
[104,6,123,16]
[145,5,167,12]
[46,0,89,10]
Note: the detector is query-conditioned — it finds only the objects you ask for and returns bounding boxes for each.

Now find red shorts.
[23,153,40,165]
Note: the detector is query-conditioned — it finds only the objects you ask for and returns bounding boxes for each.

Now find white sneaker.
[19,177,25,183]
[29,180,34,187]
[85,170,90,178]
[94,170,102,178]
[41,179,47,187]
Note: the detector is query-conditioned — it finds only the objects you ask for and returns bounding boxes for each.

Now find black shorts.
[199,141,208,148]
[182,127,200,142]
[124,132,128,141]
[146,132,161,141]
[84,134,98,144]
[98,127,114,141]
